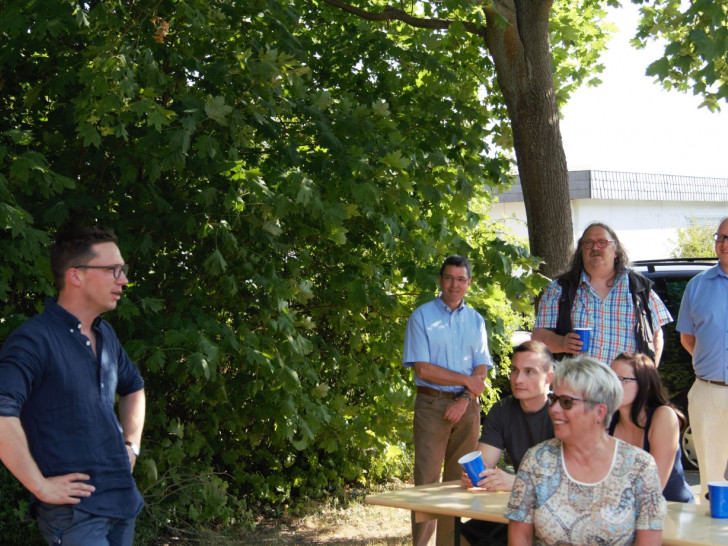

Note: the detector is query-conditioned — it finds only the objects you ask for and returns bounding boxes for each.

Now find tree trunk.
[485,0,573,278]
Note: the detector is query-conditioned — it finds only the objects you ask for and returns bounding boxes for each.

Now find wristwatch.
[125,441,140,457]
[457,391,472,402]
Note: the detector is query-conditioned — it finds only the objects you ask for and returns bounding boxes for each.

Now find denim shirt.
[0,299,144,518]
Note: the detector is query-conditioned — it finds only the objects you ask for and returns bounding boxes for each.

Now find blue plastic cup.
[709,482,728,518]
[574,328,592,352]
[458,451,486,487]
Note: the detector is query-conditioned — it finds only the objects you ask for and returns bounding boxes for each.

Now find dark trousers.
[460,518,508,546]
[35,503,136,546]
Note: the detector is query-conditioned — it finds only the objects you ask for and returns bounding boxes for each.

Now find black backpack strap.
[628,270,656,359]
[554,275,579,336]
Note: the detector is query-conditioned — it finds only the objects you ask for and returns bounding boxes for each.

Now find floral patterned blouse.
[505,438,666,545]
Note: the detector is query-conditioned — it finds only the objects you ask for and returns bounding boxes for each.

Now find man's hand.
[466,375,486,397]
[561,332,582,354]
[478,467,516,492]
[35,473,95,505]
[461,468,482,488]
[444,397,469,423]
[461,467,515,491]
[126,445,138,471]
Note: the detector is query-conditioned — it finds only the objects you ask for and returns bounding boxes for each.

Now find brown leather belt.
[416,386,459,399]
[698,377,728,387]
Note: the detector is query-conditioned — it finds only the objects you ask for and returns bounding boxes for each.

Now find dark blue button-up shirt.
[0,299,144,518]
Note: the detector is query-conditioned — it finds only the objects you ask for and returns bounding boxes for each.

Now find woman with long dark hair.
[609,352,694,503]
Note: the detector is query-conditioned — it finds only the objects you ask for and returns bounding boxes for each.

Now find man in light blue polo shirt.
[677,216,728,498]
[403,255,491,545]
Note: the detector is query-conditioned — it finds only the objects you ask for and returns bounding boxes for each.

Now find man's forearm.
[118,389,146,445]
[414,362,486,395]
[653,328,664,365]
[680,333,695,356]
[531,328,565,353]
[0,416,47,497]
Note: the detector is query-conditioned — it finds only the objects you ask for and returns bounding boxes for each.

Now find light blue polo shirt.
[677,265,728,381]
[402,296,492,392]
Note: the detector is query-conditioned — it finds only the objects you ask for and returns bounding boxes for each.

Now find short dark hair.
[611,352,686,430]
[439,255,472,279]
[513,339,554,372]
[51,226,118,290]
[559,222,630,285]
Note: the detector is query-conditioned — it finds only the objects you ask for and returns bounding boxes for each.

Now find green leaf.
[205,96,234,125]
[203,249,228,275]
[380,150,411,171]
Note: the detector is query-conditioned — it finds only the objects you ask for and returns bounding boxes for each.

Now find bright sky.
[560,4,728,179]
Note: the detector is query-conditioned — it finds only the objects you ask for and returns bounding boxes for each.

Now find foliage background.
[670,217,717,258]
[0,0,550,541]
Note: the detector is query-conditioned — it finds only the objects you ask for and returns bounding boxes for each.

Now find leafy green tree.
[1,0,546,540]
[318,0,615,278]
[634,0,728,111]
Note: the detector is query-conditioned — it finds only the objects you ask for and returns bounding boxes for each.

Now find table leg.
[454,516,460,546]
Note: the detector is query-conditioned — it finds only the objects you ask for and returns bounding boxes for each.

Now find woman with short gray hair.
[505,356,666,545]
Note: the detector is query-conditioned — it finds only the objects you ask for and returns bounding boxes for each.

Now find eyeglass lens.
[583,239,612,249]
[548,393,575,410]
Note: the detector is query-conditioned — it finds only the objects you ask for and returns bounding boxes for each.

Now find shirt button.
[69,329,74,333]
[86,341,91,346]
[77,323,82,329]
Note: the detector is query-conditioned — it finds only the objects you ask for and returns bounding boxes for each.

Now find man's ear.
[65,267,82,287]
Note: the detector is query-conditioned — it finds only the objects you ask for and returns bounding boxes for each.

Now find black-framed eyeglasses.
[582,239,614,250]
[547,392,592,410]
[714,233,728,244]
[73,264,129,279]
[616,375,638,384]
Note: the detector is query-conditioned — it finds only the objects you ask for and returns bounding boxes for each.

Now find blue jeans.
[35,503,136,546]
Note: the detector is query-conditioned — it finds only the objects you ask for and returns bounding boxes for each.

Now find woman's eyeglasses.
[547,392,593,410]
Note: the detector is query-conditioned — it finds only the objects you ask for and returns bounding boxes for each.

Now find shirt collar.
[436,293,467,312]
[44,298,102,330]
[705,264,728,279]
[579,268,628,287]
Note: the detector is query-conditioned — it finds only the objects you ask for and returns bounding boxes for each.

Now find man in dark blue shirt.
[0,226,146,546]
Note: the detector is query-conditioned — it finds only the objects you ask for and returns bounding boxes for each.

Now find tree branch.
[319,0,487,38]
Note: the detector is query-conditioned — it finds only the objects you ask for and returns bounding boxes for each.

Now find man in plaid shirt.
[532,223,672,365]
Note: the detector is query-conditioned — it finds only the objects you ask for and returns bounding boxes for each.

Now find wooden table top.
[366,481,728,545]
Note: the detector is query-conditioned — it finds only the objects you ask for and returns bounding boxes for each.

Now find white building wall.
[491,199,726,261]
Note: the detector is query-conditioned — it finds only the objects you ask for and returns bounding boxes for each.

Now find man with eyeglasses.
[0,226,145,545]
[459,340,554,546]
[532,222,672,365]
[677,216,728,499]
[403,255,491,545]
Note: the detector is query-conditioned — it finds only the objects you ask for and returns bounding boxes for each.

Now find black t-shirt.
[479,395,554,470]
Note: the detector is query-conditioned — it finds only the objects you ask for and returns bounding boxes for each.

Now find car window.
[664,279,689,317]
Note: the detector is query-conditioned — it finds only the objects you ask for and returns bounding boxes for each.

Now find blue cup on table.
[458,451,486,487]
[574,328,592,352]
[708,482,728,518]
